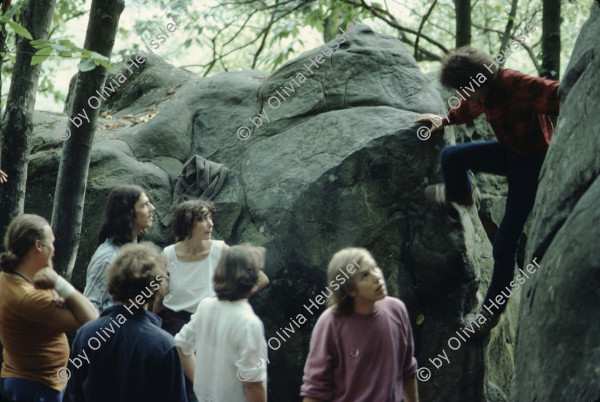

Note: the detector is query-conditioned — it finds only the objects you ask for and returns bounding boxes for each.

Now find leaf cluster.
[30,38,115,72]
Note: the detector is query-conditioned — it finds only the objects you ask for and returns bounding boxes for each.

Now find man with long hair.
[0,214,98,401]
[83,184,156,313]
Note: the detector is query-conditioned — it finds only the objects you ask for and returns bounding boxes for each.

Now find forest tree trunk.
[50,0,125,278]
[542,0,561,79]
[498,0,519,65]
[0,0,56,247]
[0,0,12,100]
[323,16,336,42]
[455,0,471,47]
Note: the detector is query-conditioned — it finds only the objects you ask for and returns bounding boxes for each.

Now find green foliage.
[0,0,110,106]
[1,18,31,39]
[0,0,591,110]
[0,3,31,39]
[123,0,366,74]
[29,39,115,72]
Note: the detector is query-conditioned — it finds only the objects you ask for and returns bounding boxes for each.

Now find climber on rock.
[414,45,559,338]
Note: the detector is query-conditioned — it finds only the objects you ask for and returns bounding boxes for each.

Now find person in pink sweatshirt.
[300,247,419,402]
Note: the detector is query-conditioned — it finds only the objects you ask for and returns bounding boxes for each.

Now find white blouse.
[175,298,268,402]
[162,240,225,313]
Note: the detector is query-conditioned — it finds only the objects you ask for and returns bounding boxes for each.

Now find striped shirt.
[82,239,120,314]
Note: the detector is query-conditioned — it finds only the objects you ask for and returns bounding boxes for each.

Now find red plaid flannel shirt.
[446,68,559,157]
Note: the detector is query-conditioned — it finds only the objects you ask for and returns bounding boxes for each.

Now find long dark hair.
[98,184,146,246]
[0,214,49,273]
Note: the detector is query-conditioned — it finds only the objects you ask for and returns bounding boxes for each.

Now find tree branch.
[221,10,257,49]
[252,0,278,69]
[472,22,541,74]
[338,0,449,54]
[498,0,519,66]
[49,10,87,38]
[414,0,439,59]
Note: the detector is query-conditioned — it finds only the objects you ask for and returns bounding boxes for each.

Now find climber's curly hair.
[440,45,498,89]
[107,242,168,304]
[172,199,216,241]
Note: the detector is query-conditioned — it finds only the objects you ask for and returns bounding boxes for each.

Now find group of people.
[0,183,419,402]
[0,42,559,402]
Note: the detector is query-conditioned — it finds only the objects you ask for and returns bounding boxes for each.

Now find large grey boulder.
[26,24,515,401]
[511,3,600,401]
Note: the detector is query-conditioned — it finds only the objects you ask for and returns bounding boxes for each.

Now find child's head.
[440,45,498,91]
[173,199,216,241]
[327,248,387,315]
[213,244,266,301]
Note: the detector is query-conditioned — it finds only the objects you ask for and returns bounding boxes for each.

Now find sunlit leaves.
[77,58,96,71]
[29,38,116,72]
[30,43,53,65]
[2,19,32,39]
[0,3,31,39]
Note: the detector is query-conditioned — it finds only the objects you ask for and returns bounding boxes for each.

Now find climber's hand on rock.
[414,114,446,133]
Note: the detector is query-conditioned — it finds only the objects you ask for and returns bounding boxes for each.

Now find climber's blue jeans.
[440,140,544,314]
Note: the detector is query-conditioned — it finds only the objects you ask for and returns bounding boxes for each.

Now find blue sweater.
[67,305,188,402]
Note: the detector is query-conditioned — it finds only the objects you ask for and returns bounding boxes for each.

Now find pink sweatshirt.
[301,297,418,401]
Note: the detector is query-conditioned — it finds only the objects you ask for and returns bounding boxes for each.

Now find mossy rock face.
[512,5,600,402]
[27,24,516,401]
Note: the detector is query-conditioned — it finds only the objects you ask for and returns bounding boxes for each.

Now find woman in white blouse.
[154,199,267,335]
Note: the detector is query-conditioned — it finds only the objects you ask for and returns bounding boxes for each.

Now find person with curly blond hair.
[68,242,188,402]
